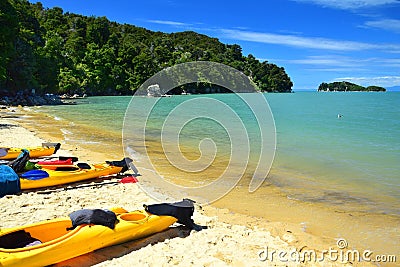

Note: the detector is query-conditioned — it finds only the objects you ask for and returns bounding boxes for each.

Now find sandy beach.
[0,108,385,266]
[2,0,399,265]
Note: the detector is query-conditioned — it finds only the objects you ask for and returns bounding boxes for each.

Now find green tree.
[5,0,42,92]
[86,16,110,47]
[58,67,80,93]
[1,0,293,96]
[0,0,18,88]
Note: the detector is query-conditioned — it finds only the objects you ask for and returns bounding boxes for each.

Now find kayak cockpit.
[0,219,81,252]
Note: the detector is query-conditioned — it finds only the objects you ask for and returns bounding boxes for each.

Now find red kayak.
[37,158,73,165]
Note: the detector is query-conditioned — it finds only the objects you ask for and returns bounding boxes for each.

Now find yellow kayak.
[0,209,177,267]
[20,162,124,189]
[0,143,60,160]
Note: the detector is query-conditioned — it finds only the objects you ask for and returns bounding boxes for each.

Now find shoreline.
[1,108,395,266]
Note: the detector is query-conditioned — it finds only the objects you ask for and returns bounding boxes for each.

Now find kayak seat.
[0,230,42,249]
[67,209,118,230]
[20,170,49,180]
[54,166,80,171]
[0,148,8,157]
[144,198,204,231]
[77,163,92,169]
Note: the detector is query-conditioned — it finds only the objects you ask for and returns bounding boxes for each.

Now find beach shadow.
[0,114,21,119]
[51,226,192,267]
[0,123,16,129]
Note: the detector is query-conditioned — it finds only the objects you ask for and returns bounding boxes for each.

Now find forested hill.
[0,0,293,96]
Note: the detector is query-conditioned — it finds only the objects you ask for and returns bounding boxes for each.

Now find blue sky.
[30,0,400,90]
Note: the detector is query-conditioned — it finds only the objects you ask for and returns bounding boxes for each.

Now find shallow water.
[34,92,400,216]
[21,92,399,258]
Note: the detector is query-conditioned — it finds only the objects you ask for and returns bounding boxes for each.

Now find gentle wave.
[60,128,73,135]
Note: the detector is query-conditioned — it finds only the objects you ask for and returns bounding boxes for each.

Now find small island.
[318,81,386,92]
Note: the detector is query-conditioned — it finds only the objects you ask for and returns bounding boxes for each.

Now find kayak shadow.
[52,225,192,267]
[0,123,17,129]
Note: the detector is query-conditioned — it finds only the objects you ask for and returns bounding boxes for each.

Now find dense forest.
[318,82,386,92]
[0,0,293,97]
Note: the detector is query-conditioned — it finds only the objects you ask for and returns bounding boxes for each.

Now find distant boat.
[60,94,87,100]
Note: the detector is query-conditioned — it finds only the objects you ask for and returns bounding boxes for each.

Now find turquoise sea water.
[36,92,400,215]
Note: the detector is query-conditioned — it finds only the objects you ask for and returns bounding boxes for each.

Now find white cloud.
[293,0,400,9]
[379,58,400,67]
[220,29,400,52]
[284,56,400,67]
[364,19,400,33]
[307,67,368,72]
[147,20,190,26]
[287,56,361,66]
[333,76,400,87]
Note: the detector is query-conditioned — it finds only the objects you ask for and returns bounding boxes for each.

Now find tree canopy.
[0,0,293,96]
